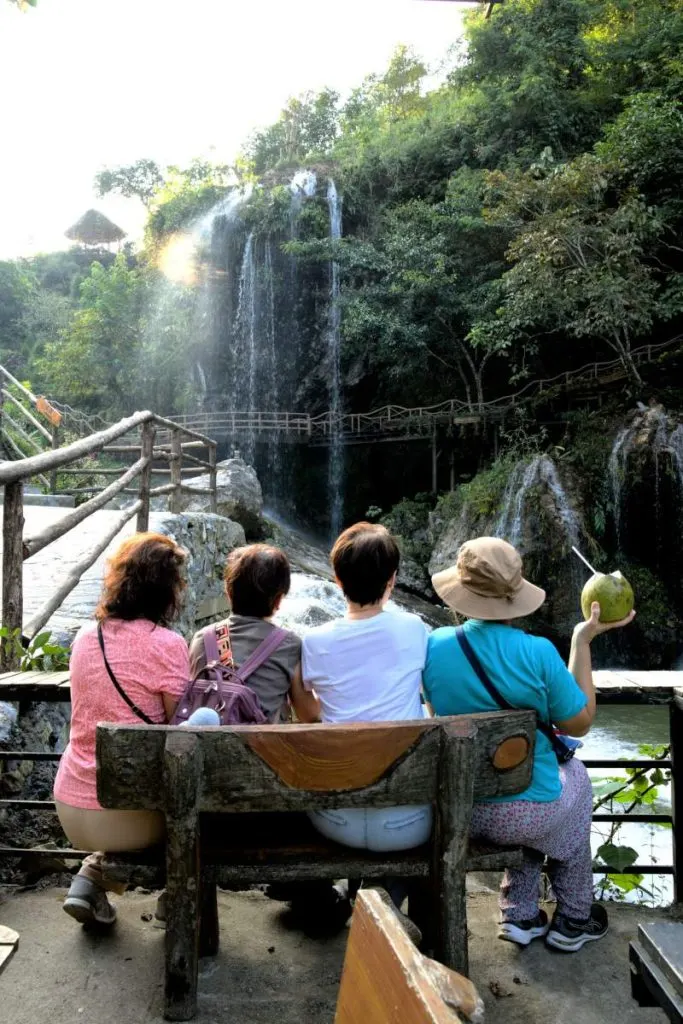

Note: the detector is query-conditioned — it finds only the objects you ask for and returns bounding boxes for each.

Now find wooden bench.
[335,888,483,1023]
[630,921,683,1022]
[96,711,535,1021]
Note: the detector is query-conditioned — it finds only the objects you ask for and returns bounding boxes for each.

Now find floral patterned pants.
[470,757,593,922]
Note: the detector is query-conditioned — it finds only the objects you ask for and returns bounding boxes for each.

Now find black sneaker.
[546,903,608,952]
[63,875,116,926]
[498,909,549,946]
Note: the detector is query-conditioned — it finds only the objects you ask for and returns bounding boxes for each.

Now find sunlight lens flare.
[158,233,198,286]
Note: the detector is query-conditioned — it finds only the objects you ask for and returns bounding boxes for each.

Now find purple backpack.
[171,626,287,726]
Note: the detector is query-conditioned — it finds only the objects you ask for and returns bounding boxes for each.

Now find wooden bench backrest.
[97,712,535,813]
[335,889,483,1023]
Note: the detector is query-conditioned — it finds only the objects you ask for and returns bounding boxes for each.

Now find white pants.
[309,805,432,852]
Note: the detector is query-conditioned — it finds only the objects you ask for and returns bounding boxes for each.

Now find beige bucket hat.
[431,536,546,620]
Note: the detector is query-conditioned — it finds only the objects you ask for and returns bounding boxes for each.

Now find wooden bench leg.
[434,725,475,976]
[163,732,202,1022]
[407,878,437,956]
[199,867,219,958]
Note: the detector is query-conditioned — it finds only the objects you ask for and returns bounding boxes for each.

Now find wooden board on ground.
[335,889,482,1023]
[630,921,683,1022]
[0,924,19,977]
[0,669,70,701]
[594,671,683,701]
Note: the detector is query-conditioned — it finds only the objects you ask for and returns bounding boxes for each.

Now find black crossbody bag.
[455,626,575,764]
[98,622,155,724]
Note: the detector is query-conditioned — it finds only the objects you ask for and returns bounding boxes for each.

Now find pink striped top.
[54,618,189,810]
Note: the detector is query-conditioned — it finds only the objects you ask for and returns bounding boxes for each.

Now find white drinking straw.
[571,545,598,576]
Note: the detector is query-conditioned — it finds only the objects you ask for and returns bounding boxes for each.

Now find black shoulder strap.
[455,625,554,744]
[97,622,155,725]
[455,626,515,710]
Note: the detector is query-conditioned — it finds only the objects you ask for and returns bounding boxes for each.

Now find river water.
[270,548,672,906]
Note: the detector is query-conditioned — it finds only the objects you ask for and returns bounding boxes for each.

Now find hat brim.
[431,570,546,620]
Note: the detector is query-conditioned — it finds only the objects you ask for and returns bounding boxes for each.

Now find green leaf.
[30,631,52,650]
[607,873,650,895]
[596,843,639,871]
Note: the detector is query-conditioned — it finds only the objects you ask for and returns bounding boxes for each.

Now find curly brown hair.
[95,532,186,625]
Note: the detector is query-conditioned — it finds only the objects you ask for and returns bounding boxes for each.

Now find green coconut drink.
[580,570,634,623]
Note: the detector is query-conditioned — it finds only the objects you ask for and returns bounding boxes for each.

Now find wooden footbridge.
[163,336,682,446]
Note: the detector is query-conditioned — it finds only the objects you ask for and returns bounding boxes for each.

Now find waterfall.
[495,461,527,540]
[669,424,683,491]
[233,231,257,460]
[495,456,579,550]
[609,408,675,549]
[326,179,344,538]
[608,427,632,548]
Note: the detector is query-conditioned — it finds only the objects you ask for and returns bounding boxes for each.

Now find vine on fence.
[591,744,671,901]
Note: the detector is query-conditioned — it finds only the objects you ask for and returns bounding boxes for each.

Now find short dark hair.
[330,522,400,606]
[96,533,186,626]
[224,544,291,618]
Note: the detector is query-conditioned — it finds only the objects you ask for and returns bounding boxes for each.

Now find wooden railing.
[166,334,683,443]
[0,390,217,669]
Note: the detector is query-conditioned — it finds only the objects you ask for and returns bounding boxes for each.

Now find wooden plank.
[0,670,70,685]
[96,712,535,813]
[335,889,482,1024]
[0,943,17,977]
[594,671,683,692]
[434,724,475,976]
[245,724,426,791]
[630,940,683,1022]
[639,922,683,998]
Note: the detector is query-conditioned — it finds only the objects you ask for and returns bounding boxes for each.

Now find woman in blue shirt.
[423,537,634,953]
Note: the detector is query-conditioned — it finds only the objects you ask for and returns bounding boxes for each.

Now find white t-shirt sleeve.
[301,634,322,692]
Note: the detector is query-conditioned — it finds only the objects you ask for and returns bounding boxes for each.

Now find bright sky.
[0,0,470,259]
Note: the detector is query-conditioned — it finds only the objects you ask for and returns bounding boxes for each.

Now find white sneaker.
[498,909,549,946]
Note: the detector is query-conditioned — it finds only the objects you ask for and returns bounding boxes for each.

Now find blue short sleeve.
[535,637,588,724]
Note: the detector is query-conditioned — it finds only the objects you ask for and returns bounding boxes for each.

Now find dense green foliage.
[0,0,681,422]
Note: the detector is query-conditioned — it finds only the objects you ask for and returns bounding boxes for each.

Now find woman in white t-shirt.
[302,522,432,854]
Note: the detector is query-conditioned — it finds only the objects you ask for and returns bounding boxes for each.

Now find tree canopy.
[1,0,682,423]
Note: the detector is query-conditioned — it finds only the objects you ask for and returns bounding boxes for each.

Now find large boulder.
[429,456,591,650]
[179,457,265,539]
[151,512,245,639]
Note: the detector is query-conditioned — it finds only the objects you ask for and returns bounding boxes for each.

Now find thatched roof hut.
[64,209,126,247]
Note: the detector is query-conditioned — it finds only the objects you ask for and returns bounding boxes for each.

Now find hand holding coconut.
[571,548,636,640]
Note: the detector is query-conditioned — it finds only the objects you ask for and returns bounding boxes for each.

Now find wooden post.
[670,696,683,904]
[208,444,217,515]
[169,429,182,515]
[1,481,24,671]
[449,449,455,492]
[137,420,155,533]
[433,724,476,975]
[163,731,203,1021]
[49,427,59,494]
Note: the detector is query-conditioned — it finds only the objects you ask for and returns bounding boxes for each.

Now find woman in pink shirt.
[54,532,190,926]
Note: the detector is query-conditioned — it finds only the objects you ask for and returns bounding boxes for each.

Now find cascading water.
[608,408,679,552]
[233,230,257,460]
[669,424,683,490]
[326,179,344,538]
[495,456,579,550]
[608,427,632,548]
